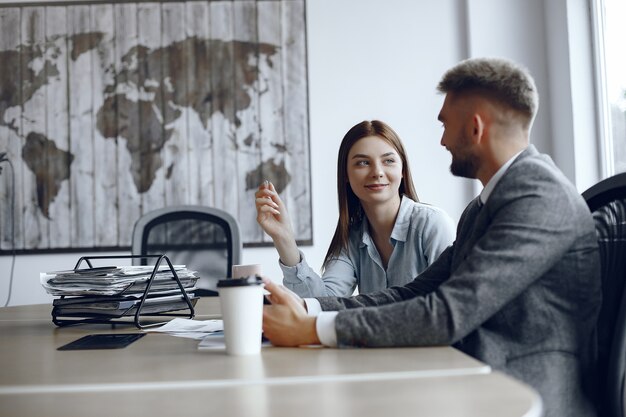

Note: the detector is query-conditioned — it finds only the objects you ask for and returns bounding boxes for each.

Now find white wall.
[0,0,598,306]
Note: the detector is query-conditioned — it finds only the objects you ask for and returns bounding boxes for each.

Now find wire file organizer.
[50,255,196,329]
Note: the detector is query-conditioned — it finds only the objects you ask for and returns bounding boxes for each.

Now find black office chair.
[583,173,626,417]
[131,205,242,296]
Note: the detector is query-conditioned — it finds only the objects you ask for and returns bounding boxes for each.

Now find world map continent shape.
[1,33,287,219]
[95,36,281,194]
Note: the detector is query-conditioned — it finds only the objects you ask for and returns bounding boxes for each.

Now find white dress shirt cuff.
[316,312,339,347]
[303,298,338,347]
[303,298,322,316]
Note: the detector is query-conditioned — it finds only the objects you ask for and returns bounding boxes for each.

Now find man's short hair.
[437,57,539,127]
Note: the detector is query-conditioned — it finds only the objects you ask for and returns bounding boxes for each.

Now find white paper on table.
[197,333,273,350]
[144,318,224,340]
[197,333,227,350]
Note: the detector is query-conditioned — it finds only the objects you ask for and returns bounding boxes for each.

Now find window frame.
[591,0,618,177]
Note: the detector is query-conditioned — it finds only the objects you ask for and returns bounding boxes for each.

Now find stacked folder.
[41,265,200,319]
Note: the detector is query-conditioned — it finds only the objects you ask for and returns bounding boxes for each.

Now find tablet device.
[57,333,145,351]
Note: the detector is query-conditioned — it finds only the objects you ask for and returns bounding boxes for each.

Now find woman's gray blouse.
[281,196,456,297]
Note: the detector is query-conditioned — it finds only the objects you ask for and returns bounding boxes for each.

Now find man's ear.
[472,113,486,144]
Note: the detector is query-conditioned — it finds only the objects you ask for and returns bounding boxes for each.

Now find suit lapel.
[450,145,537,270]
[452,197,486,268]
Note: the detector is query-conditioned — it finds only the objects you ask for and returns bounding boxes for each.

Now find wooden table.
[0,299,542,417]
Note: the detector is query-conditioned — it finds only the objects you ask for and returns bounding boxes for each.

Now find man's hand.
[262,278,321,347]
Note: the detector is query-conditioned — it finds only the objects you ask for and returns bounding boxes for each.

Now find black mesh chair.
[583,173,626,417]
[131,205,242,296]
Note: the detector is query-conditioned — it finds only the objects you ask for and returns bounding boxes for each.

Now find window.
[592,0,626,175]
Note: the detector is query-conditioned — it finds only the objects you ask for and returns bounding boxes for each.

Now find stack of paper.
[41,265,199,296]
[41,265,200,318]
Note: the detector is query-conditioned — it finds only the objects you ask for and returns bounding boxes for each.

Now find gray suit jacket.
[317,145,601,417]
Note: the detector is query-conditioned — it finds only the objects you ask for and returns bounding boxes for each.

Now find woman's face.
[346,135,403,208]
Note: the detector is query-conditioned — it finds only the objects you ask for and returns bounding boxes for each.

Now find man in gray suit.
[262,57,601,417]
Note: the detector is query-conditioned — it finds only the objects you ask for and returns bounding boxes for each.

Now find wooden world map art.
[0,0,311,252]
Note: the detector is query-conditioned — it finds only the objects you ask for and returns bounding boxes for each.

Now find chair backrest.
[582,173,626,417]
[131,205,242,296]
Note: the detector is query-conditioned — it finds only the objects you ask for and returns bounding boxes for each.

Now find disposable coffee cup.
[232,264,262,279]
[217,275,264,356]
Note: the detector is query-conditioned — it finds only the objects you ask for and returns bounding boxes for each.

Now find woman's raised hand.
[255,181,300,266]
[255,181,293,240]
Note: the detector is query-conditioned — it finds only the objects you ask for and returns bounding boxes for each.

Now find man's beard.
[449,149,479,179]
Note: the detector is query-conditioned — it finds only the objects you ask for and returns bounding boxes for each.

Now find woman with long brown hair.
[255,120,455,297]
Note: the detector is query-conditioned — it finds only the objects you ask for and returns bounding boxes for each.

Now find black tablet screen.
[58,333,145,350]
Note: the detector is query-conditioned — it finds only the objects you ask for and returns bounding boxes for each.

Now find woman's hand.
[255,181,300,266]
[255,181,293,240]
